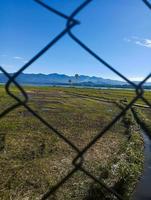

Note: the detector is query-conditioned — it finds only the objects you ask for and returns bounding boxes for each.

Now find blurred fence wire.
[0,0,151,199]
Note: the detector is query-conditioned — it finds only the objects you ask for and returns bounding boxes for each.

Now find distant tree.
[68,79,72,86]
[75,74,79,80]
[75,74,79,85]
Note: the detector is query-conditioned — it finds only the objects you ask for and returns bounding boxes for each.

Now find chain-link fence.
[0,0,151,199]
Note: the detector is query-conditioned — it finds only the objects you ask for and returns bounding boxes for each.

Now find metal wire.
[0,0,151,199]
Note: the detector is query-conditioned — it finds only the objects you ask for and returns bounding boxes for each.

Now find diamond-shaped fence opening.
[0,0,151,200]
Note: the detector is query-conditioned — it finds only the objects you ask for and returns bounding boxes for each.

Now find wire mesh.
[0,0,151,199]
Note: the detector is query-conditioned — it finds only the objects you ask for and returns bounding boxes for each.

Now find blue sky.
[1,0,151,81]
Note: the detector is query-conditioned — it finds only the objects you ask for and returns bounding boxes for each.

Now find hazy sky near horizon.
[1,0,151,82]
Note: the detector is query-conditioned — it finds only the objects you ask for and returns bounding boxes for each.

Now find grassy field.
[0,86,149,199]
[54,87,151,105]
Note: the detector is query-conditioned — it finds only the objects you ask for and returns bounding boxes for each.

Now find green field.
[0,86,150,200]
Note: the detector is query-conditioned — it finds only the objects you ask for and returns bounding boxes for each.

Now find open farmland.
[0,86,148,200]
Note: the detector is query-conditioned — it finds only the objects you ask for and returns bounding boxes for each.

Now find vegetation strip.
[131,107,151,138]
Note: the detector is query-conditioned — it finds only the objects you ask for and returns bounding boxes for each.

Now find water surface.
[133,129,151,200]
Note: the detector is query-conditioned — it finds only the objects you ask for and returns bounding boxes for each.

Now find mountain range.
[0,73,150,87]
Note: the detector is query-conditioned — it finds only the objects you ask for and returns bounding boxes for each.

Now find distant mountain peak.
[0,72,150,87]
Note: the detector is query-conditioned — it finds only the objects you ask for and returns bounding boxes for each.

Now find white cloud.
[135,39,151,48]
[129,76,144,81]
[124,37,151,49]
[13,56,24,60]
[129,76,151,82]
[13,56,28,64]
